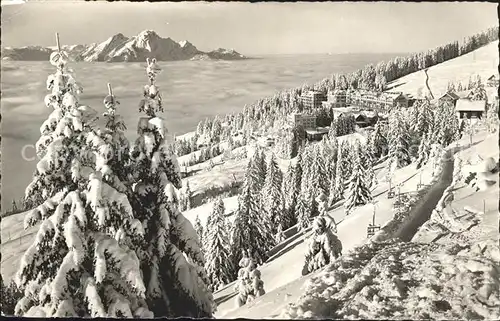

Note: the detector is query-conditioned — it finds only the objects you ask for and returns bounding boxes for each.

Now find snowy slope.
[280,133,499,320]
[385,41,499,98]
[214,130,496,318]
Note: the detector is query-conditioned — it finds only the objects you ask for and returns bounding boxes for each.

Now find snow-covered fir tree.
[387,110,411,169]
[359,141,376,188]
[204,197,234,292]
[367,122,387,160]
[329,142,350,205]
[234,253,265,307]
[24,40,91,210]
[344,141,372,213]
[416,132,433,169]
[262,153,285,235]
[128,58,214,317]
[16,77,152,317]
[1,276,23,316]
[254,147,267,190]
[183,181,193,211]
[194,215,204,248]
[282,163,298,230]
[432,101,460,147]
[230,155,274,268]
[301,216,342,276]
[486,103,499,133]
[297,192,313,231]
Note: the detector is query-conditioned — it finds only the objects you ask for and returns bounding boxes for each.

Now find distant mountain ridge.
[1,30,248,62]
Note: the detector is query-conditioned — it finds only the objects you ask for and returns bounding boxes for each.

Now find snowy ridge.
[2,30,248,62]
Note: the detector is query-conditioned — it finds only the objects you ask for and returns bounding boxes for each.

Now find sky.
[1,1,497,55]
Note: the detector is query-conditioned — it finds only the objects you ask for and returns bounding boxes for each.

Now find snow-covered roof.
[455,99,486,112]
[438,91,460,101]
[380,92,404,100]
[305,128,329,135]
[455,90,473,99]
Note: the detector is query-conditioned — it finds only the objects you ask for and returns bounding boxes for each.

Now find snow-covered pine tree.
[1,276,23,316]
[301,216,342,276]
[416,132,432,169]
[282,163,298,230]
[486,103,499,133]
[344,141,372,213]
[314,145,330,199]
[194,215,204,248]
[24,35,90,209]
[367,122,387,159]
[184,181,193,210]
[330,141,349,205]
[128,58,214,317]
[230,156,274,268]
[204,197,234,292]
[254,147,267,190]
[262,153,284,235]
[297,192,313,231]
[359,142,376,188]
[414,100,434,139]
[387,110,411,169]
[16,80,152,317]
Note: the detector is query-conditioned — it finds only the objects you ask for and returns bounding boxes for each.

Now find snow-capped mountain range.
[1,30,248,62]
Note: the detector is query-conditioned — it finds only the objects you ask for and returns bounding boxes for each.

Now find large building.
[344,90,408,110]
[322,90,347,108]
[300,90,327,109]
[287,112,317,129]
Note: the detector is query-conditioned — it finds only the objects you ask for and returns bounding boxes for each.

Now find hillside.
[1,30,248,62]
[385,40,499,98]
[1,32,498,319]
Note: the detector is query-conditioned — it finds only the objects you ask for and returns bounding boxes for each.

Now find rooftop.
[439,91,460,100]
[455,99,487,112]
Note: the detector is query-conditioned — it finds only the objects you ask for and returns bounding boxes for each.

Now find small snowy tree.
[233,253,265,307]
[344,142,372,213]
[1,276,23,316]
[129,58,214,317]
[194,215,204,248]
[301,216,342,276]
[204,198,234,292]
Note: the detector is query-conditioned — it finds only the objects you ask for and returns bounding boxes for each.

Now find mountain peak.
[137,30,160,39]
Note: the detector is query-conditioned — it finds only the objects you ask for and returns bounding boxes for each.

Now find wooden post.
[483,199,486,214]
[107,83,113,97]
[55,32,61,52]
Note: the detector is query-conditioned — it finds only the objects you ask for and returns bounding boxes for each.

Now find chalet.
[354,111,379,128]
[438,91,460,106]
[305,127,329,141]
[486,75,499,87]
[455,99,486,120]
